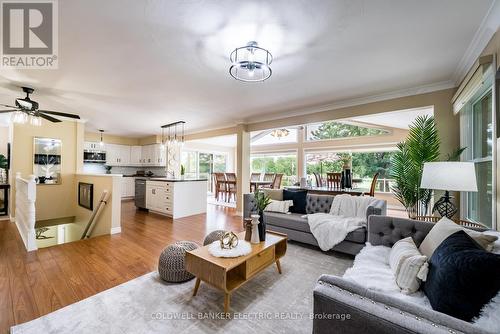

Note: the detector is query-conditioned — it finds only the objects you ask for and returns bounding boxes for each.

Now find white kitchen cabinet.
[84,141,104,151]
[121,177,135,198]
[145,180,206,218]
[130,146,142,165]
[106,144,131,166]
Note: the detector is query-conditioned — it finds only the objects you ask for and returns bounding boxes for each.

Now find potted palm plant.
[253,189,271,241]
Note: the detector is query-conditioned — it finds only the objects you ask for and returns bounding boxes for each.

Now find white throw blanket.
[307,195,377,251]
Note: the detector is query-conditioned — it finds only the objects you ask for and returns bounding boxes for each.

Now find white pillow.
[389,237,428,294]
[264,200,293,214]
[419,217,498,258]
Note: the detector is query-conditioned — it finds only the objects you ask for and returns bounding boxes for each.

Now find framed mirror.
[33,137,62,185]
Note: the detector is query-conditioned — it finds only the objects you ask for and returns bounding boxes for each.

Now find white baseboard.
[110,226,121,234]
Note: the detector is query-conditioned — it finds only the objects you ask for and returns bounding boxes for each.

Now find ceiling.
[0,0,496,136]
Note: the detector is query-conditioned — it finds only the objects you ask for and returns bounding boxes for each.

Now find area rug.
[11,243,353,334]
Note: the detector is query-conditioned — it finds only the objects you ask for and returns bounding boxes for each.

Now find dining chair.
[213,173,227,201]
[263,173,275,182]
[313,172,323,187]
[326,172,342,189]
[368,172,380,197]
[250,173,261,192]
[271,173,283,189]
[225,172,237,202]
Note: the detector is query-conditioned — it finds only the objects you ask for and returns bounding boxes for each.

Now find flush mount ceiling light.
[271,128,289,138]
[229,41,273,82]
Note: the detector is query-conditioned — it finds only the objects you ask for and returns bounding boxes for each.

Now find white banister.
[15,173,37,251]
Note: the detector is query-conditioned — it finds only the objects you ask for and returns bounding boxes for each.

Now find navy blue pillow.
[283,189,308,214]
[423,230,500,322]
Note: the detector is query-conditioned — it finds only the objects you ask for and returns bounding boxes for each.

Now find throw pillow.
[423,230,500,322]
[262,189,283,201]
[389,237,428,294]
[419,217,497,257]
[283,189,308,214]
[264,200,293,214]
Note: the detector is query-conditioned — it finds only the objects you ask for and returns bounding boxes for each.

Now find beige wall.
[84,132,140,146]
[74,174,121,237]
[481,29,500,70]
[10,120,82,221]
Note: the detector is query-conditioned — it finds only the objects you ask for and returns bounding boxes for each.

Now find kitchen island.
[143,178,207,219]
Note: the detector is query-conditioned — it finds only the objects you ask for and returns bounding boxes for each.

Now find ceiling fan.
[0,86,80,126]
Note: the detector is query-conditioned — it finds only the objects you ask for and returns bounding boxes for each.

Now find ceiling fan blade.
[0,109,18,113]
[38,113,61,123]
[38,110,80,119]
[0,104,17,108]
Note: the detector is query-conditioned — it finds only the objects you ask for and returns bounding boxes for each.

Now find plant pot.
[258,211,266,242]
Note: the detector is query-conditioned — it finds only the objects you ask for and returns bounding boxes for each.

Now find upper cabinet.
[95,142,165,167]
[84,141,105,151]
[105,144,130,166]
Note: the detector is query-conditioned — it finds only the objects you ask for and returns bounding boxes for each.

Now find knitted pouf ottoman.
[158,241,199,283]
[203,230,227,246]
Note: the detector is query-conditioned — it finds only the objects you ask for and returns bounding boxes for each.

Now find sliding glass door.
[181,151,228,193]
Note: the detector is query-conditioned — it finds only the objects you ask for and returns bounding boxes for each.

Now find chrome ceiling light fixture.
[229,41,273,82]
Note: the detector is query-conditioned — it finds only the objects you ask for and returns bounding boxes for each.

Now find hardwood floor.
[0,201,243,334]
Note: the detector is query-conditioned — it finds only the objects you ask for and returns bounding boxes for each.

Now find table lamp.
[420,162,478,218]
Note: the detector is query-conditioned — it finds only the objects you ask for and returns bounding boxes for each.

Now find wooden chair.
[368,173,379,197]
[250,173,261,192]
[263,173,275,182]
[213,173,227,202]
[313,172,323,187]
[225,173,237,202]
[326,172,342,189]
[271,173,283,189]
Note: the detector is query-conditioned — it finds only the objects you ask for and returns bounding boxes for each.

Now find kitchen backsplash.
[83,163,167,176]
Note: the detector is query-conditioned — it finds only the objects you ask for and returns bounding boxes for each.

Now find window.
[251,128,298,146]
[305,151,395,192]
[306,121,389,141]
[181,150,228,192]
[181,151,197,179]
[461,80,494,227]
[250,152,297,186]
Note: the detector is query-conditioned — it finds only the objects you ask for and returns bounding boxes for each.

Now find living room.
[0,1,500,333]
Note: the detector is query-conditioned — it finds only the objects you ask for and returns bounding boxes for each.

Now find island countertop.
[148,178,208,182]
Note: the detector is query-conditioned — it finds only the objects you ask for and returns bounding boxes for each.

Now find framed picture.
[78,182,94,210]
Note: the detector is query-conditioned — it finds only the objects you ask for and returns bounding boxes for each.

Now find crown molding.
[244,80,455,124]
[452,0,500,85]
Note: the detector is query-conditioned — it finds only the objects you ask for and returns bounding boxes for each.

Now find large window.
[250,152,297,186]
[306,121,389,141]
[305,151,395,192]
[181,150,228,192]
[460,75,494,227]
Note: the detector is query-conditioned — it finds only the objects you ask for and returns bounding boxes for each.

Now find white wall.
[0,126,8,156]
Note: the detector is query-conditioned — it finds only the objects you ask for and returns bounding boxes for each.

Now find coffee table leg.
[224,293,231,313]
[275,259,282,274]
[193,278,201,296]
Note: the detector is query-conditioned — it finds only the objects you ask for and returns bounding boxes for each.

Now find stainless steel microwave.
[83,151,106,163]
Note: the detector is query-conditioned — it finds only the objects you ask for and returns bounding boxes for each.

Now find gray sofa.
[313,215,492,334]
[243,193,387,255]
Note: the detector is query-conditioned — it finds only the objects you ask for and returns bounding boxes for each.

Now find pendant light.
[99,130,104,147]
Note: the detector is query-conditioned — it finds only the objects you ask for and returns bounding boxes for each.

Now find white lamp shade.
[420,162,477,192]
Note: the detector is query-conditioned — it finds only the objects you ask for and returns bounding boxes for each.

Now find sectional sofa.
[243,192,387,255]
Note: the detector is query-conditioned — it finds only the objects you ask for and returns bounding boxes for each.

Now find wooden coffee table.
[185,231,287,313]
